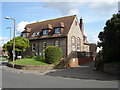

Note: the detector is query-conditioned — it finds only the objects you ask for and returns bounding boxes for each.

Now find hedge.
[45,46,63,65]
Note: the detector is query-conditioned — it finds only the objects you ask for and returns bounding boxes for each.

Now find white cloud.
[16,21,36,34]
[68,9,80,15]
[0,37,9,47]
[43,2,82,15]
[88,35,99,43]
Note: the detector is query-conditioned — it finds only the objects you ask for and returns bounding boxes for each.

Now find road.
[2,70,118,88]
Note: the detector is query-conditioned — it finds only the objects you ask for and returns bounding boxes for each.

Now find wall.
[104,64,120,75]
[22,37,67,58]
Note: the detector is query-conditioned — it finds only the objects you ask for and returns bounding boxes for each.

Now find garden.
[2,37,63,69]
[3,46,63,70]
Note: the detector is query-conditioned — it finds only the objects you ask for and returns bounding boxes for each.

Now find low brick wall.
[104,64,120,75]
[7,63,55,70]
[78,58,93,65]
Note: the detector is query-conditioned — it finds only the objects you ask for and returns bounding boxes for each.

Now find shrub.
[24,55,35,59]
[45,46,63,65]
[34,55,45,62]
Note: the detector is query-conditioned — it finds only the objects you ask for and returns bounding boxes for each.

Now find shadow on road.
[45,61,119,81]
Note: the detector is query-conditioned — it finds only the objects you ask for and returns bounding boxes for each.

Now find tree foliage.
[2,36,30,60]
[98,14,120,63]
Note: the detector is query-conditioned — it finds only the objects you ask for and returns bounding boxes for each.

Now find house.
[21,15,96,67]
[0,47,8,56]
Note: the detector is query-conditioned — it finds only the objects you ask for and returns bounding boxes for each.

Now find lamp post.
[5,16,16,68]
[6,27,12,40]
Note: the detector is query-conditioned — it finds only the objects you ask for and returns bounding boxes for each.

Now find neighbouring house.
[0,47,8,56]
[21,15,96,67]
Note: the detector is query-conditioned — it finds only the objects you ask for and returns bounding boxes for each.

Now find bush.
[45,46,63,65]
[24,55,35,59]
[34,55,45,62]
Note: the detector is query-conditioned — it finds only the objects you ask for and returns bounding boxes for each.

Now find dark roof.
[23,15,76,40]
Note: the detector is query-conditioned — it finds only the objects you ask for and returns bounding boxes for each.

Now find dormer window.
[43,29,48,35]
[37,32,40,36]
[32,32,37,36]
[55,28,60,34]
[22,33,26,38]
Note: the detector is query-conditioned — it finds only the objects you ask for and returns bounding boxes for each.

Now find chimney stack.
[80,17,84,34]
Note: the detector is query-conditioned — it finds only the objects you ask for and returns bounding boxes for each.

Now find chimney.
[80,17,84,34]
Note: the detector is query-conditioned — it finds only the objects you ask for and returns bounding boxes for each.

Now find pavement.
[1,61,119,82]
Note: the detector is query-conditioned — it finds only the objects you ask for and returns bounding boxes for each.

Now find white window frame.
[55,28,61,34]
[32,32,37,36]
[42,42,47,56]
[43,30,48,35]
[71,36,76,51]
[77,38,81,51]
[55,41,59,47]
[22,33,26,38]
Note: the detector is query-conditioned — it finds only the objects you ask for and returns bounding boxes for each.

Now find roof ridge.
[27,15,76,26]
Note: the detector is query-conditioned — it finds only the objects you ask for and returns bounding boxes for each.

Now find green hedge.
[45,46,63,65]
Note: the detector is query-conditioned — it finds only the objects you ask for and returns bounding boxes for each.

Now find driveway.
[45,61,119,81]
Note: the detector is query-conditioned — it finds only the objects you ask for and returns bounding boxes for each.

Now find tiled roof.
[23,15,76,40]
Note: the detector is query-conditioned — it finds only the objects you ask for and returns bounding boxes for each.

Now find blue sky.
[1,0,119,47]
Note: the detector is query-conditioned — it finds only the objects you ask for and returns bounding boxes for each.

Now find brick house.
[21,15,96,67]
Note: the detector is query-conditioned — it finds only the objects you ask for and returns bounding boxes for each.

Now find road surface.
[2,70,118,88]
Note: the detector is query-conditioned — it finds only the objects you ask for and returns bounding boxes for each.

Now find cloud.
[16,21,36,34]
[88,35,99,43]
[0,37,9,47]
[89,2,117,16]
[68,9,80,15]
[43,2,82,15]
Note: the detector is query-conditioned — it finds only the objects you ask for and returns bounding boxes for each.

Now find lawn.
[1,59,9,61]
[10,58,48,65]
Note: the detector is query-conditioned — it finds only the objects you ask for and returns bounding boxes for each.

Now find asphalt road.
[2,70,118,88]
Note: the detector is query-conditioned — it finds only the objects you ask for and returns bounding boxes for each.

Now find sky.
[1,0,120,48]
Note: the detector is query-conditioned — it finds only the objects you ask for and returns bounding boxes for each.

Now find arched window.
[71,36,76,51]
[55,41,59,47]
[77,38,81,51]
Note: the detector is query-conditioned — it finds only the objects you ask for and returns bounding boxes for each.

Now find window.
[55,41,59,47]
[42,42,47,56]
[43,30,48,35]
[37,32,40,36]
[71,36,76,51]
[55,28,60,34]
[32,32,37,36]
[22,33,26,38]
[32,43,35,51]
[77,38,81,51]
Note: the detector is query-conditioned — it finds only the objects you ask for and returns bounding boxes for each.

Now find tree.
[2,36,30,60]
[98,14,120,63]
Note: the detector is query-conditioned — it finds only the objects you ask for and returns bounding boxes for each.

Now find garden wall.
[104,64,120,75]
[7,63,54,70]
